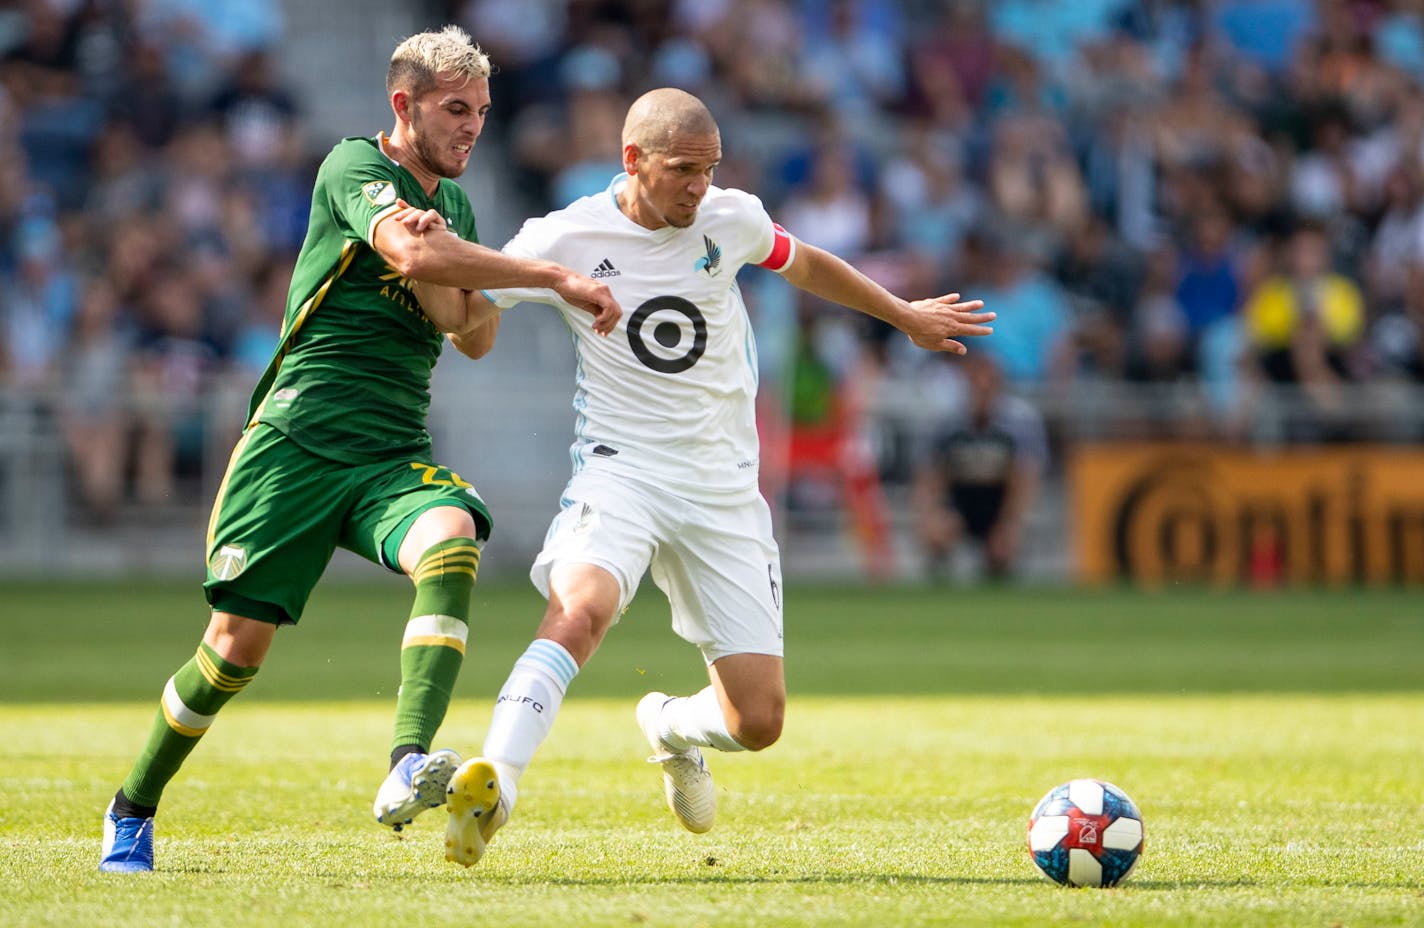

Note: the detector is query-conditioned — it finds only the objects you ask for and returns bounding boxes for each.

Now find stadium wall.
[1072,442,1424,586]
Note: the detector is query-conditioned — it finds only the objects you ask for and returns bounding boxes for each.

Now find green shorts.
[203,422,493,625]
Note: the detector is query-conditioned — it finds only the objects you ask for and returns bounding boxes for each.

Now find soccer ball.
[1027,778,1144,887]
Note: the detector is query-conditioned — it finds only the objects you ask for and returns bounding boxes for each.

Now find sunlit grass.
[2,695,1419,927]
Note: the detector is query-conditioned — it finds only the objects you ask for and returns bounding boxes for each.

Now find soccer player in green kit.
[98,26,621,872]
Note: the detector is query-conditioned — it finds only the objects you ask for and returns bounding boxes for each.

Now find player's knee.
[540,600,613,663]
[731,699,784,751]
[205,612,275,667]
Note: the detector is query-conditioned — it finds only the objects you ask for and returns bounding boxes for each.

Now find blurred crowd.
[444,0,1424,445]
[0,0,296,519]
[5,0,1424,529]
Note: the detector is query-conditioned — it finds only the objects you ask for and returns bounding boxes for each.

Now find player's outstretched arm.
[374,204,622,336]
[778,239,994,354]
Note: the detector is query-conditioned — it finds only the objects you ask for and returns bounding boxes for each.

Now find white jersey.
[488,174,796,498]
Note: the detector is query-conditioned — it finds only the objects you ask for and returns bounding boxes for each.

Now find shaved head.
[622,88,720,152]
[617,88,722,229]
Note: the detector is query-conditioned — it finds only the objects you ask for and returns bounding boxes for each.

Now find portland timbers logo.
[694,235,721,276]
[209,544,248,580]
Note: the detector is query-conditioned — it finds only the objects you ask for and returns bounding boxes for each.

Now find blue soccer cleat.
[99,800,154,872]
[374,748,463,831]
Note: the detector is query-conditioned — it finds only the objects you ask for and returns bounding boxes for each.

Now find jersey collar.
[376,132,399,166]
[604,172,682,238]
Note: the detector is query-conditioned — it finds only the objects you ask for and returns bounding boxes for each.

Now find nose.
[688,172,710,198]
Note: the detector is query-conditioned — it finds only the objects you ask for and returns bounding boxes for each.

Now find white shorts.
[530,468,784,663]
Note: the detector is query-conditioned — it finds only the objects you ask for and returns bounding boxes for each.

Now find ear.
[622,143,641,176]
[392,89,413,123]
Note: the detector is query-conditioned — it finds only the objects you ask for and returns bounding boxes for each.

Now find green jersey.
[246,134,480,464]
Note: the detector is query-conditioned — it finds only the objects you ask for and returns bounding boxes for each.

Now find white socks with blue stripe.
[481,638,579,809]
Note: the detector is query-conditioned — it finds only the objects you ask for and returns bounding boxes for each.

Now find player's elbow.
[453,333,495,360]
[448,335,483,360]
[450,318,499,360]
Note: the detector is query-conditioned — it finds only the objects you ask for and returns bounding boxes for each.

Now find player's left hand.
[902,294,994,354]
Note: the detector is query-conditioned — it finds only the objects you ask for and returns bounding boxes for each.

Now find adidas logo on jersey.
[591,258,621,279]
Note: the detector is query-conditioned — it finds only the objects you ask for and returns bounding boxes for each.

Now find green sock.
[120,642,259,809]
[391,537,478,753]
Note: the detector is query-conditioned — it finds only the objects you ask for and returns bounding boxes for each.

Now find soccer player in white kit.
[441,88,994,866]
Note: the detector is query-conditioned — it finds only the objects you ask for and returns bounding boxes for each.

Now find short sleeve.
[324,142,405,246]
[482,216,564,310]
[757,222,796,272]
[723,187,796,272]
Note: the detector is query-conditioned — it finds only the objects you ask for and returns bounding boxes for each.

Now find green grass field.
[1,580,1420,926]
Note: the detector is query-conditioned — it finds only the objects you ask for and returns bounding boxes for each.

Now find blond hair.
[387,25,491,98]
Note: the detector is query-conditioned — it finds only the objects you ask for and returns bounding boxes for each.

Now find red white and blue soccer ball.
[1027,778,1144,887]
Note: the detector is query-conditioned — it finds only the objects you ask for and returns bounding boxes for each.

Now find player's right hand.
[902,293,994,354]
[554,271,622,336]
[390,198,448,235]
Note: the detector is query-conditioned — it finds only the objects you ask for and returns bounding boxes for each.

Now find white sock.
[482,639,579,807]
[659,686,745,753]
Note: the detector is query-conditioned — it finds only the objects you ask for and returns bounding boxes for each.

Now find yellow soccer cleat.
[444,757,508,867]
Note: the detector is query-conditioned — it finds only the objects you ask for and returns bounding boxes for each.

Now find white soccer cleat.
[444,757,508,868]
[374,748,463,831]
[636,692,715,834]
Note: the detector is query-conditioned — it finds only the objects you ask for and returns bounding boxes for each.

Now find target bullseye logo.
[626,296,707,374]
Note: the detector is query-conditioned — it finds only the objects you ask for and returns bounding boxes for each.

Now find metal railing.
[2,377,1421,578]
